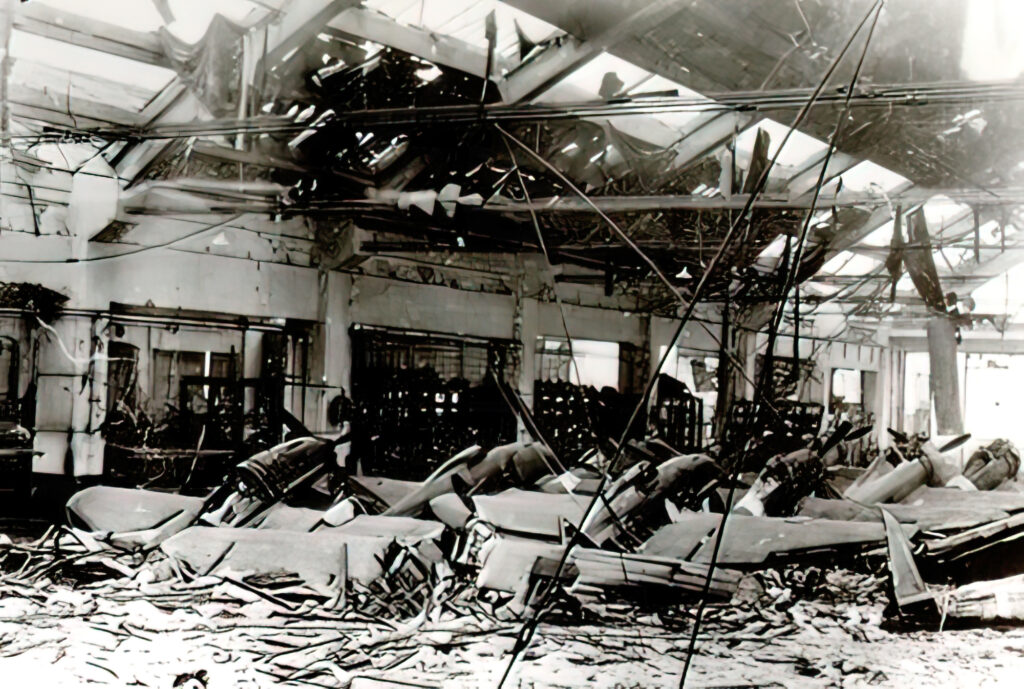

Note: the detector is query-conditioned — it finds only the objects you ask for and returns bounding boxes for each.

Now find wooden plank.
[923,512,1024,556]
[499,35,598,104]
[262,0,360,66]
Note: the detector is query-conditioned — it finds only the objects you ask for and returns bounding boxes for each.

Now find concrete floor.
[0,570,1021,689]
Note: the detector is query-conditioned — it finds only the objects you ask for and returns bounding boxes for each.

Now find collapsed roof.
[4,0,1024,333]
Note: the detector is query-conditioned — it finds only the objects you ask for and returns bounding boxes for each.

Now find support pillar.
[517,297,539,443]
[307,270,352,434]
[927,317,964,435]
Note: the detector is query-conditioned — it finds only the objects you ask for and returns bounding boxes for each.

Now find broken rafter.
[327,7,512,80]
[784,149,860,198]
[498,0,689,104]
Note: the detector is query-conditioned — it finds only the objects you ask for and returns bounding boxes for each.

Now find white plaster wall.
[349,275,514,340]
[87,252,320,319]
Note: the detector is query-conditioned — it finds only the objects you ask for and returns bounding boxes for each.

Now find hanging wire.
[492,2,887,685]
[676,2,885,685]
[8,80,1024,144]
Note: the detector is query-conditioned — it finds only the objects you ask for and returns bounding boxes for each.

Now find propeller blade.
[820,421,853,457]
[939,433,971,453]
[887,427,909,443]
[845,426,873,442]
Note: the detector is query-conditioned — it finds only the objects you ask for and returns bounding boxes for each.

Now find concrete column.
[71,317,107,476]
[874,330,892,449]
[306,271,352,433]
[517,297,539,442]
[325,272,352,395]
[927,317,964,435]
[30,159,117,476]
[33,316,106,476]
[648,316,670,379]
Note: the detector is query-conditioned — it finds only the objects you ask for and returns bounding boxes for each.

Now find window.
[152,350,236,417]
[658,346,719,393]
[535,337,620,390]
[0,336,17,400]
[830,368,862,413]
[107,341,140,411]
[963,354,1024,445]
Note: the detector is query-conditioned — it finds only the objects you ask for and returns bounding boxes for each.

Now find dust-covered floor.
[1,566,1022,689]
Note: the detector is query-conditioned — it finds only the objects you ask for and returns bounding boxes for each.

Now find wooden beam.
[139,79,190,124]
[786,150,860,198]
[944,230,1024,287]
[671,111,755,169]
[328,8,511,79]
[499,35,599,103]
[115,3,363,191]
[13,2,169,67]
[498,0,688,104]
[927,317,964,434]
[114,92,210,184]
[189,140,309,173]
[891,334,1024,354]
[827,185,913,254]
[826,205,1017,305]
[262,0,360,67]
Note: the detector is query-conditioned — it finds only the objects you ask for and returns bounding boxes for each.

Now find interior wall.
[6,213,824,475]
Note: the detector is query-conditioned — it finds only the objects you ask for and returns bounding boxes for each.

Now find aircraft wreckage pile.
[3,426,1024,686]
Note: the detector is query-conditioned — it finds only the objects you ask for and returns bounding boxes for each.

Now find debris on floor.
[4,429,1024,686]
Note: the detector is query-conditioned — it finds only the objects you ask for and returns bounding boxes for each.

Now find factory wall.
[2,229,729,476]
[0,161,912,476]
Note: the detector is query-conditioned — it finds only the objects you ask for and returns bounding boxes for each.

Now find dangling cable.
[676,2,885,686]
[493,2,885,684]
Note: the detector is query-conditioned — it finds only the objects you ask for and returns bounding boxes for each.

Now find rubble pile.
[3,427,1024,685]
